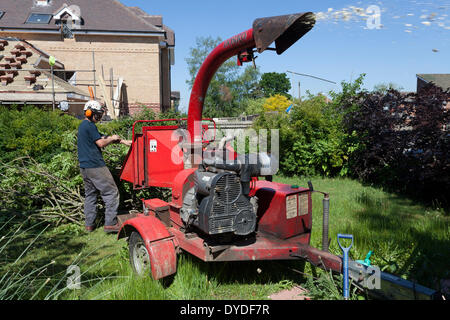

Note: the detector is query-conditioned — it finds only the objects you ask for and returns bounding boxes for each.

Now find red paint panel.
[119,144,134,184]
[253,181,312,240]
[169,227,209,261]
[213,233,311,262]
[142,198,169,211]
[147,239,177,280]
[120,134,145,188]
[171,169,196,207]
[143,127,184,188]
[119,216,172,242]
[296,244,342,273]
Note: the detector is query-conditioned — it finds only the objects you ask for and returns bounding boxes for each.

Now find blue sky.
[120,0,449,113]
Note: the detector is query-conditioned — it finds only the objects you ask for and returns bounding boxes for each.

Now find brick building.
[417,74,450,110]
[0,0,175,116]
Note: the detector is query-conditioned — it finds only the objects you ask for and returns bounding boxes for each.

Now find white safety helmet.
[84,100,104,118]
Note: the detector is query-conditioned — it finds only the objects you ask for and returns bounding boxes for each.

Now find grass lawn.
[276,176,449,289]
[1,176,448,300]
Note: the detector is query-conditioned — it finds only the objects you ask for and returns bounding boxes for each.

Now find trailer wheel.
[129,231,151,277]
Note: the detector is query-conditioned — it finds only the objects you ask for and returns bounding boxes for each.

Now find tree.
[373,82,404,94]
[185,36,261,117]
[263,94,292,112]
[259,72,291,98]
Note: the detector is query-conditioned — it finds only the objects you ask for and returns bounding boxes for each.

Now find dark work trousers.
[80,166,119,227]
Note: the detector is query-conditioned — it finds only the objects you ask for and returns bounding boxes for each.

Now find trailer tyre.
[129,231,152,277]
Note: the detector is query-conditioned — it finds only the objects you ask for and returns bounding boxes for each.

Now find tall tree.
[373,82,404,94]
[185,36,260,117]
[259,72,291,98]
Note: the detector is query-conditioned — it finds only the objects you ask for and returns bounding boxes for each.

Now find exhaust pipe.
[187,12,316,143]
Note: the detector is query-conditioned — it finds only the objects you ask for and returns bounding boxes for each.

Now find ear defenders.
[85,107,104,119]
[84,100,105,120]
[85,108,93,118]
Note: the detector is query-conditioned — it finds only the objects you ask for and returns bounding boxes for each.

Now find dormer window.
[36,0,50,6]
[54,5,82,29]
[26,13,53,24]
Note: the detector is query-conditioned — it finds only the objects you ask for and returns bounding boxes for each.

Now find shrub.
[263,94,292,112]
[0,105,80,163]
[0,106,177,224]
[341,84,450,208]
[254,91,359,177]
[242,97,266,116]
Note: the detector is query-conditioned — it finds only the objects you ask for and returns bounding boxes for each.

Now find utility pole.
[286,71,336,103]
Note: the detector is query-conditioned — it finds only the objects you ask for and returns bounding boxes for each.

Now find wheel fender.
[119,216,177,280]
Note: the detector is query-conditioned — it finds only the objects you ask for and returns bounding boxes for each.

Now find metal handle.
[337,234,353,251]
[132,118,216,143]
[337,234,353,300]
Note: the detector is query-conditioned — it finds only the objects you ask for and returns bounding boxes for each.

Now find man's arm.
[119,139,133,147]
[95,135,121,148]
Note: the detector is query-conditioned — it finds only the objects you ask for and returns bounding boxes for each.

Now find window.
[36,0,50,6]
[25,13,52,24]
[0,11,5,20]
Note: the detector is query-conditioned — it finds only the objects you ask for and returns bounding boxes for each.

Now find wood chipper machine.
[116,12,439,300]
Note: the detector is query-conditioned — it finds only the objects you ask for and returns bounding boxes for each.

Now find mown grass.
[0,217,300,300]
[276,176,449,290]
[1,176,448,300]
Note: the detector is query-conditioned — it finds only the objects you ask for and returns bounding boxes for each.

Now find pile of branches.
[342,84,450,207]
[0,156,84,225]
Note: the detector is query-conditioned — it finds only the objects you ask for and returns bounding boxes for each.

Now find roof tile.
[417,74,450,91]
[0,0,165,34]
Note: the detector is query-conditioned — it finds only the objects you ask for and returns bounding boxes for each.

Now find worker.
[77,100,132,233]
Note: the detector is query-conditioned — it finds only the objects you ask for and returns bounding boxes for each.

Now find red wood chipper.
[117,12,438,300]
